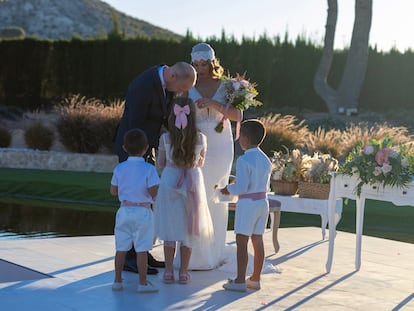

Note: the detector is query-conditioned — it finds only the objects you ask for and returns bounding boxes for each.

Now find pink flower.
[375,147,392,165]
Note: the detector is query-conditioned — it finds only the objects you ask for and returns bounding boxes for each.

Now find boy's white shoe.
[112,282,123,291]
[222,279,246,292]
[137,281,159,293]
[246,277,261,290]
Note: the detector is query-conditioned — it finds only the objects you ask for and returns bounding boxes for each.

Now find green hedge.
[1,36,414,113]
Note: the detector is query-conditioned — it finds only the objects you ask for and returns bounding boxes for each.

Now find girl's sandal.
[163,271,175,284]
[178,272,191,284]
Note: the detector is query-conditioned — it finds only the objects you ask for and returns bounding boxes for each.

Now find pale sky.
[102,0,414,52]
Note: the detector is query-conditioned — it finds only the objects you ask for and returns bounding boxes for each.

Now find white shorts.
[234,199,269,236]
[114,206,154,252]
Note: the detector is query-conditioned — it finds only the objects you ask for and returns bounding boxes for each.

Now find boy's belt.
[121,200,151,208]
[238,192,281,208]
[238,192,267,200]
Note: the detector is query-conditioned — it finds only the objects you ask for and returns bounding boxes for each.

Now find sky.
[103,0,414,52]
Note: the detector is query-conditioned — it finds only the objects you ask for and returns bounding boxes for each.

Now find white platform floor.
[1,227,413,311]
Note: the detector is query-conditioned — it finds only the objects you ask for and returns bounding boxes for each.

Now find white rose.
[381,163,392,175]
[401,157,409,168]
[363,144,375,155]
[373,166,382,176]
[232,81,242,91]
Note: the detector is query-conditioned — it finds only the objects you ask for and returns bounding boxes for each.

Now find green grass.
[1,168,413,243]
[0,168,118,212]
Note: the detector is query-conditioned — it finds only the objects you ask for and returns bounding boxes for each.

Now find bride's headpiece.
[191,43,215,62]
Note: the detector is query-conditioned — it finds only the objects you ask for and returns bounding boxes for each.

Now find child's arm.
[148,185,158,200]
[110,184,118,196]
[197,133,207,167]
[156,135,167,173]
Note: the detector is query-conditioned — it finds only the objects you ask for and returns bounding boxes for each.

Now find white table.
[268,194,343,253]
[326,174,414,272]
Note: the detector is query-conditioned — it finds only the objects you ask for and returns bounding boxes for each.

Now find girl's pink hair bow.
[174,104,190,129]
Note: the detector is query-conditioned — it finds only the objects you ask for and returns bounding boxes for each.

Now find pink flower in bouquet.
[215,72,263,134]
[375,147,392,165]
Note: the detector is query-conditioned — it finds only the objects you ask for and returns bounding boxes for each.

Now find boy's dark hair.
[240,119,266,145]
[123,128,148,155]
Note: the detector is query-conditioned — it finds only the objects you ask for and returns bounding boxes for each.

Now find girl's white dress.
[154,133,214,255]
[186,81,234,269]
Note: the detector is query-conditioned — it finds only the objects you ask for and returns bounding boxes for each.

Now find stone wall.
[0,148,118,173]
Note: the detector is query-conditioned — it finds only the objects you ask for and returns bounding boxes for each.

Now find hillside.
[0,0,182,40]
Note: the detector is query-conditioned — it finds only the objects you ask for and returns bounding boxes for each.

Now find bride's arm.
[197,98,243,122]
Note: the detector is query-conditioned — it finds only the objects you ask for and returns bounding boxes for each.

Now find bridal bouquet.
[215,73,263,133]
[339,137,414,195]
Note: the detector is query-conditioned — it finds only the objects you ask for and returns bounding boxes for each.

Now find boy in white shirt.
[110,128,160,293]
[221,119,273,292]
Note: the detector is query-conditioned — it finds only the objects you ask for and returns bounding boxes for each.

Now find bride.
[183,43,242,270]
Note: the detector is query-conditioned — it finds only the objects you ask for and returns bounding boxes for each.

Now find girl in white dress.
[186,43,243,269]
[154,97,214,283]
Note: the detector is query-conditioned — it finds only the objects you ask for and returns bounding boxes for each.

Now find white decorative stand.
[326,173,414,272]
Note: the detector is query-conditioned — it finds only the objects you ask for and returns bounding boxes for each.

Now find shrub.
[259,114,309,156]
[24,122,54,150]
[304,127,343,160]
[0,126,12,147]
[56,95,123,153]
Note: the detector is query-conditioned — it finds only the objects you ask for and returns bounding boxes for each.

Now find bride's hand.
[196,98,210,109]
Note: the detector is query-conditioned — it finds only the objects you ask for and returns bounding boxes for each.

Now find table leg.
[272,211,281,253]
[355,196,366,271]
[320,213,327,240]
[326,194,337,273]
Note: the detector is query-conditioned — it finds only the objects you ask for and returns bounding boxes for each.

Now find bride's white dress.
[178,82,281,275]
[185,81,234,270]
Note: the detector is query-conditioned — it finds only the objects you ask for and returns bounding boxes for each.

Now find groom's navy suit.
[114,65,173,273]
[115,65,174,163]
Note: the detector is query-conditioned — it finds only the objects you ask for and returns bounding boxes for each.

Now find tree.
[314,0,372,115]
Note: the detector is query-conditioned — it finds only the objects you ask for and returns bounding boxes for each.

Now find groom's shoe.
[147,252,165,268]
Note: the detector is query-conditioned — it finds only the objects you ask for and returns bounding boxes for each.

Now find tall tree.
[314,0,372,115]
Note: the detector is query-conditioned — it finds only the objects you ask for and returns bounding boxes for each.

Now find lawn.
[1,168,413,243]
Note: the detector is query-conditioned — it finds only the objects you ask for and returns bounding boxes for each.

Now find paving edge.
[0,148,118,173]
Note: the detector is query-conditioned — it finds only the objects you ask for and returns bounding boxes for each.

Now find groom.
[114,61,197,274]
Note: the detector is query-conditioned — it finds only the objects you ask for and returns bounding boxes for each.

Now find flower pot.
[298,181,330,200]
[271,180,298,195]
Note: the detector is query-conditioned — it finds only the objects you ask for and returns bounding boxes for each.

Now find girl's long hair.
[168,97,198,168]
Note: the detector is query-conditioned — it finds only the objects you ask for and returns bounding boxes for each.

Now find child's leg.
[179,244,192,274]
[250,234,265,282]
[163,241,176,273]
[114,251,127,283]
[235,234,249,283]
[136,251,148,285]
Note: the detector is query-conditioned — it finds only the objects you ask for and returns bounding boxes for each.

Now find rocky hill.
[0,0,181,40]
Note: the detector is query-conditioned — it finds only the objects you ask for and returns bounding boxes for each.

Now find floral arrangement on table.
[215,72,263,133]
[271,147,302,183]
[300,152,339,184]
[298,152,339,199]
[339,137,414,196]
